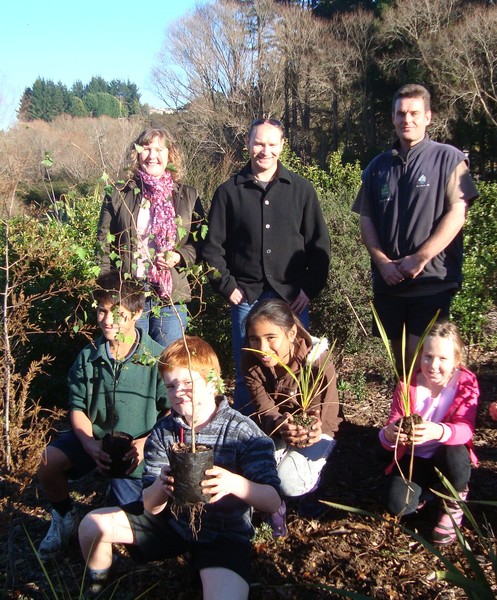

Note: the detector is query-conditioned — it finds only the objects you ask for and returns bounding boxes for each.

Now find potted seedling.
[161,319,221,513]
[101,336,163,477]
[168,439,214,505]
[245,338,336,447]
[165,341,224,535]
[167,345,216,506]
[97,291,137,478]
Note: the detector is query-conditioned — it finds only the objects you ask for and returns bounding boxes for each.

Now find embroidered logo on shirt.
[380,184,390,203]
[416,175,430,188]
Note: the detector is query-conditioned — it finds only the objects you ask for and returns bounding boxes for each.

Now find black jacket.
[202,161,330,304]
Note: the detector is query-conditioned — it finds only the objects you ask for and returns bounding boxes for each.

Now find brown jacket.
[241,334,343,438]
[97,179,204,303]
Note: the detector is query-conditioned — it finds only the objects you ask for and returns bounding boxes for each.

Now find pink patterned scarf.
[137,168,176,298]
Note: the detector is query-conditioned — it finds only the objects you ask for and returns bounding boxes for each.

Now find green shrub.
[1,188,102,410]
[452,181,497,345]
[282,148,371,354]
[17,178,100,211]
[187,285,233,377]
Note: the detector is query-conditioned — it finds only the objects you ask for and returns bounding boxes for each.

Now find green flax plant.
[325,471,497,600]
[371,304,440,502]
[244,338,336,439]
[371,303,439,420]
[428,469,497,598]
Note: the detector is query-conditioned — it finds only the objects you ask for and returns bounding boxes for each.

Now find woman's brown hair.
[129,128,183,181]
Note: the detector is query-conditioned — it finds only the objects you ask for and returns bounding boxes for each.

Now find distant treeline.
[18,76,145,122]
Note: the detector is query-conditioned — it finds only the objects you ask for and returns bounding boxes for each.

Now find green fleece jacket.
[68,329,168,477]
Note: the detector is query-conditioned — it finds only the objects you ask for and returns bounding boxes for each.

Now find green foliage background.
[1,190,102,404]
[19,76,143,122]
[3,154,497,404]
[451,182,497,345]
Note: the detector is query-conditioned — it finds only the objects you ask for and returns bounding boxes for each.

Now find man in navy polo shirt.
[353,83,478,369]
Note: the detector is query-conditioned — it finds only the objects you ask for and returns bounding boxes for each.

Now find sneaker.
[84,556,118,599]
[38,506,79,559]
[85,577,108,599]
[269,501,287,538]
[432,487,468,546]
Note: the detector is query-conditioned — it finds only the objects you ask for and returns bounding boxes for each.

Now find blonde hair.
[159,336,221,383]
[129,128,183,181]
[425,320,465,367]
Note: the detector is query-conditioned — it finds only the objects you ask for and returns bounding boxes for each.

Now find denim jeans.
[230,290,310,414]
[109,477,144,505]
[137,296,187,348]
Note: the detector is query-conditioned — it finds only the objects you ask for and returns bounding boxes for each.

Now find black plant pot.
[169,443,214,505]
[102,431,134,477]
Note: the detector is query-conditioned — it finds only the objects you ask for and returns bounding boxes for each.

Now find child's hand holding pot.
[410,421,444,444]
[159,465,175,497]
[280,412,310,447]
[123,438,144,475]
[306,409,323,445]
[201,466,240,503]
[384,422,408,444]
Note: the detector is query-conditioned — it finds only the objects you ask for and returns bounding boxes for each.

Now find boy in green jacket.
[37,272,168,560]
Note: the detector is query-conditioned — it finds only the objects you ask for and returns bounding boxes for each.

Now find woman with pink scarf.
[97,128,204,347]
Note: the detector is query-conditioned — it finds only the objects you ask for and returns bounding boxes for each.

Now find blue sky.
[0,0,208,129]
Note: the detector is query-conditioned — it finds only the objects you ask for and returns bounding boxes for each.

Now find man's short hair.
[159,336,221,383]
[392,84,431,113]
[92,272,145,314]
[247,118,284,142]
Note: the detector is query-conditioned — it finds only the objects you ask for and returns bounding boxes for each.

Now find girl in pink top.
[379,320,479,545]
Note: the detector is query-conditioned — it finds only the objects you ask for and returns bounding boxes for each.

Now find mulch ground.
[1,351,496,599]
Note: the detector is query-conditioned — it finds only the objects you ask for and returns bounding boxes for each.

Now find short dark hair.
[392,84,431,113]
[92,272,145,314]
[247,118,285,142]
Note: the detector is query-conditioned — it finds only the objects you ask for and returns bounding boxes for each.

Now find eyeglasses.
[250,118,283,129]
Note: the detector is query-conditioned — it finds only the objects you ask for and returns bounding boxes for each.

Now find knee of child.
[200,567,249,600]
[37,446,69,479]
[387,477,422,517]
[279,478,307,498]
[39,446,72,472]
[278,459,316,497]
[388,498,416,517]
[79,511,104,543]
